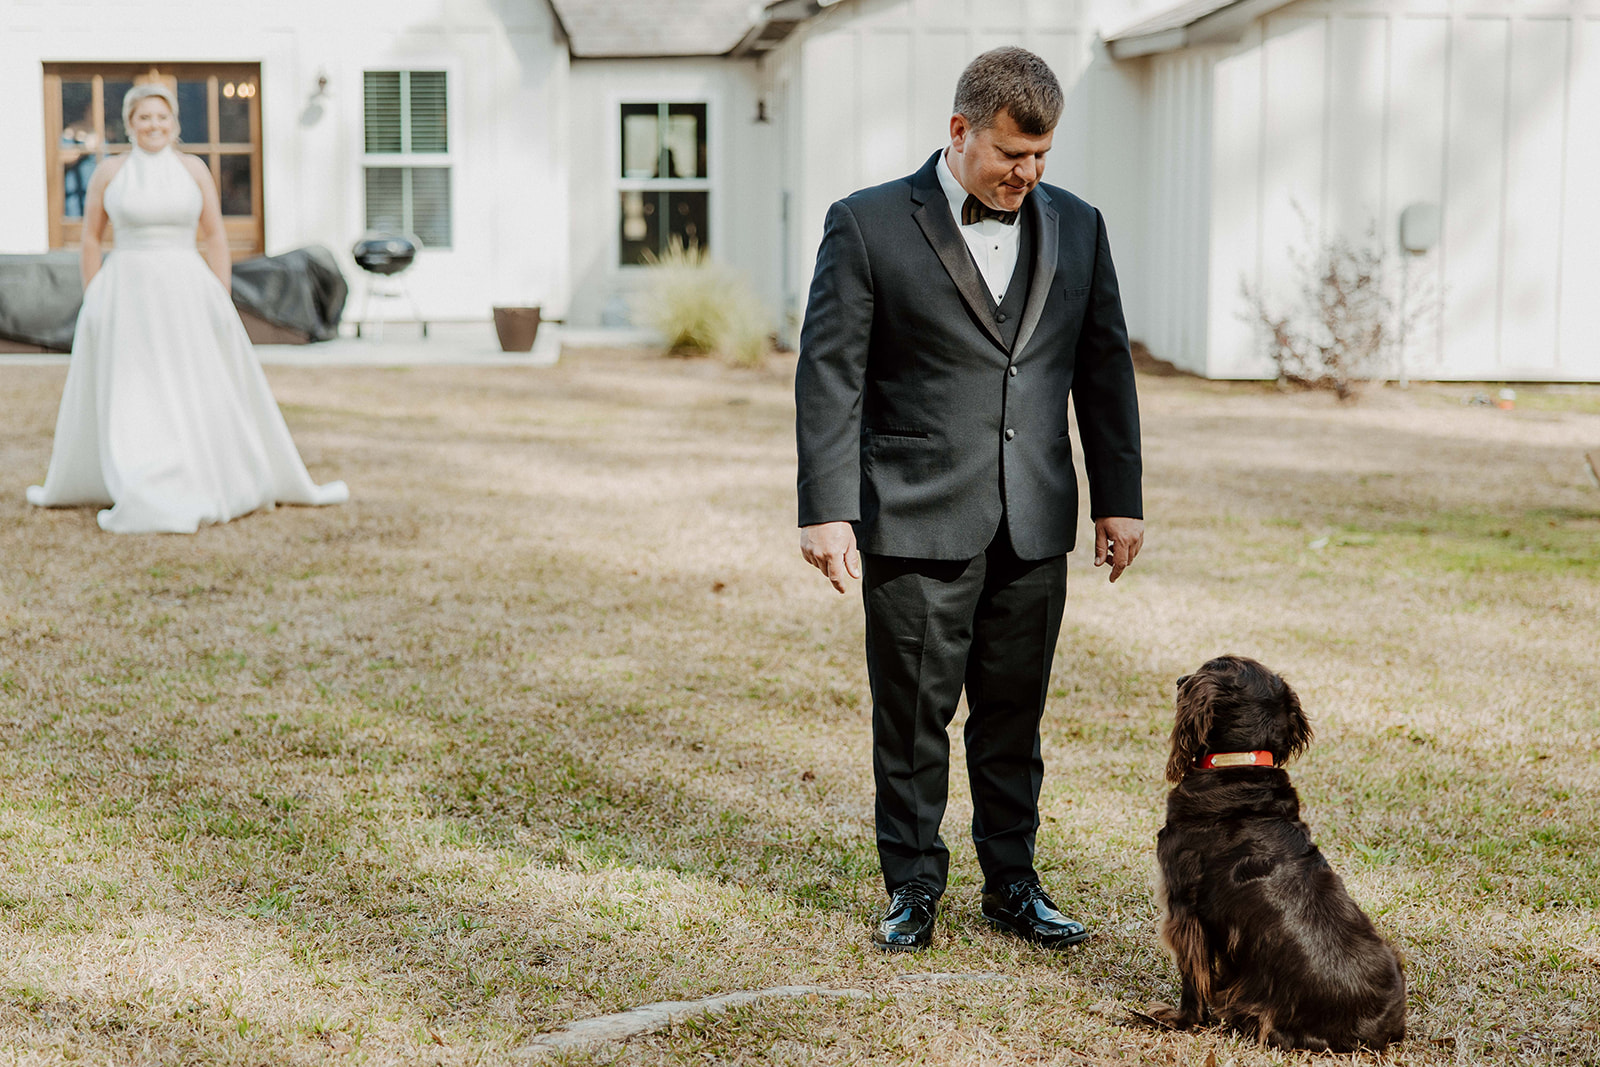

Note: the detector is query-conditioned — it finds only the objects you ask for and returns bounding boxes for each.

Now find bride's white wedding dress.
[26,144,348,534]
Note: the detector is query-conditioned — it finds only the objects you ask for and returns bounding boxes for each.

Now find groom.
[795,47,1144,951]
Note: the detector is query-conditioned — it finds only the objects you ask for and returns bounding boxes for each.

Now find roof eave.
[543,0,572,48]
[730,0,820,58]
[1105,0,1294,58]
[570,48,745,59]
[1107,27,1189,59]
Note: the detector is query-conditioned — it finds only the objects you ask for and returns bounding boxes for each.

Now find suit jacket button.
[996,312,1008,323]
[1004,428,1016,441]
[1007,365,1017,377]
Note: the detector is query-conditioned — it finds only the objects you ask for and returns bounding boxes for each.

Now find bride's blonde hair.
[121,84,181,139]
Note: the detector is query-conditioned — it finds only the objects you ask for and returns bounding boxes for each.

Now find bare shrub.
[636,239,771,366]
[1243,213,1424,401]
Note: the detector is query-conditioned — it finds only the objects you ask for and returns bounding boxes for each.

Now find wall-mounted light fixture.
[300,69,330,128]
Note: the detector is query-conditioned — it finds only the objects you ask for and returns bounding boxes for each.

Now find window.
[363,71,452,249]
[618,102,708,265]
[41,63,264,255]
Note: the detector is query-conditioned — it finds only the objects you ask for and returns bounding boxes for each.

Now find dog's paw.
[1141,1002,1194,1030]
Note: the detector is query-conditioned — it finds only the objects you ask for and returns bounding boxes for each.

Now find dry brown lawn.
[1,349,1597,1066]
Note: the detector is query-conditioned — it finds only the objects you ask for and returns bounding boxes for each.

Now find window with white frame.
[618,102,708,265]
[363,70,451,249]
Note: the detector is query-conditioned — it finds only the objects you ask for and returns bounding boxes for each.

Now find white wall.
[1143,49,1216,375]
[0,0,570,322]
[564,57,780,329]
[1201,0,1600,381]
[764,0,1151,348]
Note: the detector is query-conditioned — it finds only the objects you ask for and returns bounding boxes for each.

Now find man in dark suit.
[795,47,1144,952]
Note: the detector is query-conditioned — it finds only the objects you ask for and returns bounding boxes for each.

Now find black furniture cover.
[0,245,347,351]
[231,245,347,342]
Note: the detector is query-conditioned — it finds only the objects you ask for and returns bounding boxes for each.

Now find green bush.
[636,240,770,366]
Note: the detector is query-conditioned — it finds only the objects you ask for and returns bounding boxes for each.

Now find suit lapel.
[1011,187,1058,358]
[909,156,1007,351]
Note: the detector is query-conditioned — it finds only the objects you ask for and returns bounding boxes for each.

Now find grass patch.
[1,350,1597,1064]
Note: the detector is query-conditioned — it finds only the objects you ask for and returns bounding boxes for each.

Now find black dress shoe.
[873,884,938,952]
[981,880,1090,948]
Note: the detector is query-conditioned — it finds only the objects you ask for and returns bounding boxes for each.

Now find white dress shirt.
[936,148,1022,306]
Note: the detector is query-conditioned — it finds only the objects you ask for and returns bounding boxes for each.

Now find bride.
[27,84,348,534]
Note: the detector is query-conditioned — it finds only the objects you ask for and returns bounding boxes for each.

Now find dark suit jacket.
[795,150,1143,561]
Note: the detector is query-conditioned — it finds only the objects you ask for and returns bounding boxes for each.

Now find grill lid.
[351,234,419,276]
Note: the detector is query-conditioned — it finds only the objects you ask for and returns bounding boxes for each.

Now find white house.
[2,0,1595,381]
[1,0,573,323]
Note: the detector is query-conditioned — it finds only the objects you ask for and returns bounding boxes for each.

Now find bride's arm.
[182,154,232,291]
[79,157,123,288]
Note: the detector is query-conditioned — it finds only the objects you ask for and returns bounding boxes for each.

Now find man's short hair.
[952,46,1063,135]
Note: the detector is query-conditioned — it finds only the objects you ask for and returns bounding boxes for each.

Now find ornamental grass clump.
[638,239,770,366]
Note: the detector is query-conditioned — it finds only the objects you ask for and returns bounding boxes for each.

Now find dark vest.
[978,210,1035,352]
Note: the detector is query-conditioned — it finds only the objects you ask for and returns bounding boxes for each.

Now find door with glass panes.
[42,63,264,257]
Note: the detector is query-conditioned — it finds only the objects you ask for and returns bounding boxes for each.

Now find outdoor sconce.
[300,70,330,128]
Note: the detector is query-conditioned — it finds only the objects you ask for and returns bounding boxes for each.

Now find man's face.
[948,109,1054,212]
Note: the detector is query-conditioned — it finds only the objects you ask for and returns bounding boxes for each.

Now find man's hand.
[801,521,861,594]
[1094,517,1145,583]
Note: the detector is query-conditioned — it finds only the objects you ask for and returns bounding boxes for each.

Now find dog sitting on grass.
[1149,655,1406,1052]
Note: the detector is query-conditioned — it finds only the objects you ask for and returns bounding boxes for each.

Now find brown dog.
[1151,655,1406,1052]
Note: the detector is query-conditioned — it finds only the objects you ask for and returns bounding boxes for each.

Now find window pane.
[408,71,448,153]
[104,79,134,144]
[364,72,402,153]
[666,104,707,179]
[176,79,208,143]
[410,166,452,248]
[668,191,708,253]
[61,80,95,149]
[63,156,97,218]
[621,103,660,179]
[219,154,252,215]
[218,78,251,142]
[619,190,659,265]
[365,167,404,233]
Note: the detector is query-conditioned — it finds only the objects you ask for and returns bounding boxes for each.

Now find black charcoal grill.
[350,234,426,338]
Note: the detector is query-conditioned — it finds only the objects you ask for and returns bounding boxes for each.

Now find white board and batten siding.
[1142,50,1217,375]
[1202,0,1600,381]
[763,0,1152,344]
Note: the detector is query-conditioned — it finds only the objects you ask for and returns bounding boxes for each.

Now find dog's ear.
[1168,673,1218,783]
[1278,676,1313,764]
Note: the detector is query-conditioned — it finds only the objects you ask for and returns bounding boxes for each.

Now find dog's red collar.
[1194,750,1275,769]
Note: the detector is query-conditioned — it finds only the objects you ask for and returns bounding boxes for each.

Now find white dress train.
[26,144,348,534]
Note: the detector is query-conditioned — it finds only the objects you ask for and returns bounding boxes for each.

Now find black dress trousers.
[862,521,1067,897]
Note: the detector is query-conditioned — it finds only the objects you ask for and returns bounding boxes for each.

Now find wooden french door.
[42,62,265,257]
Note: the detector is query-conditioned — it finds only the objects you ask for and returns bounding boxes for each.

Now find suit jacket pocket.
[866,427,930,441]
[1061,285,1091,301]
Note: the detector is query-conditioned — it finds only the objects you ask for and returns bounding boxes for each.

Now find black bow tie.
[961,194,1019,227]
